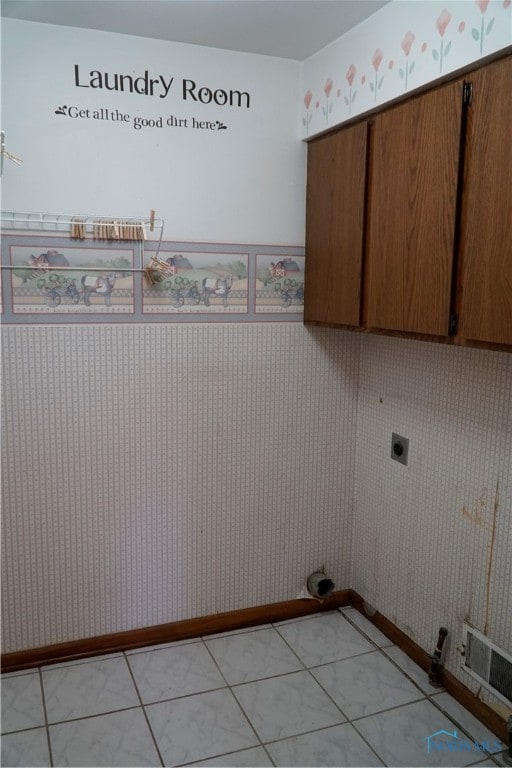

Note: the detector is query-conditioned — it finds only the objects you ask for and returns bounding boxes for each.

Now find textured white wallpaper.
[352,335,512,696]
[1,324,358,652]
[2,324,511,709]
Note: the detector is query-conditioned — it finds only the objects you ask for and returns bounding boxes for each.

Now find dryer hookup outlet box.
[391,433,409,465]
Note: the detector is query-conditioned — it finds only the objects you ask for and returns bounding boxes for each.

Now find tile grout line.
[126,638,200,656]
[454,750,502,766]
[271,614,357,724]
[37,667,54,768]
[270,622,313,668]
[273,612,416,766]
[268,617,380,760]
[302,662,388,766]
[383,651,448,698]
[36,652,125,672]
[204,624,383,766]
[346,696,435,767]
[122,652,165,768]
[349,695,431,724]
[226,654,308,688]
[5,618,503,768]
[366,629,505,758]
[260,719,385,747]
[200,638,277,767]
[312,683,389,765]
[307,648,381,671]
[272,609,381,660]
[1,723,53,737]
[13,704,147,730]
[338,609,454,702]
[141,683,229,704]
[271,611,337,627]
[338,608,402,656]
[207,615,386,765]
[200,624,274,641]
[1,668,39,679]
[131,608,500,762]
[347,695,503,764]
[268,617,373,749]
[426,692,505,761]
[275,609,373,723]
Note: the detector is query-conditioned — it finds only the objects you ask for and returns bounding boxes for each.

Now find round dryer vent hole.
[307,571,335,599]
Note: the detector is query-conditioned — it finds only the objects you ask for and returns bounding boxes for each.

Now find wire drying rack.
[0,132,22,175]
[1,210,165,271]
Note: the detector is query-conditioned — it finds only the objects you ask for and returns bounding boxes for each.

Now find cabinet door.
[305,122,367,326]
[365,80,463,335]
[458,57,512,345]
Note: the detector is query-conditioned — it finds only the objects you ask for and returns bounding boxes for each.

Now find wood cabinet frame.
[304,48,512,352]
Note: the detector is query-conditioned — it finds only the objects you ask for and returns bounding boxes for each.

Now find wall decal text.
[54,105,228,131]
[74,65,251,107]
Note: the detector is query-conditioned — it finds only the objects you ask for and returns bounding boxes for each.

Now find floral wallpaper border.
[301,0,511,138]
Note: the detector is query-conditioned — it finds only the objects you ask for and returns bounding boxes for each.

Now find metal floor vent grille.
[462,623,512,706]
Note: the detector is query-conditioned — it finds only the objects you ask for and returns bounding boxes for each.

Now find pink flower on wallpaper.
[369,50,384,103]
[361,74,366,84]
[399,31,416,90]
[388,60,394,69]
[323,78,333,98]
[316,100,319,108]
[302,90,313,134]
[436,9,452,36]
[322,79,334,125]
[344,65,357,113]
[337,88,341,97]
[422,42,428,52]
[459,21,466,31]
[401,31,415,56]
[372,48,384,71]
[504,0,511,8]
[472,0,496,54]
[433,11,452,72]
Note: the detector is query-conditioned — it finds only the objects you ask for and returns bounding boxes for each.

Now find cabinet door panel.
[459,57,512,345]
[365,81,463,335]
[305,123,367,326]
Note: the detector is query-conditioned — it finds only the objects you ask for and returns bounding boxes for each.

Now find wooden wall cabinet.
[457,57,512,346]
[304,122,367,326]
[365,80,463,336]
[304,54,512,350]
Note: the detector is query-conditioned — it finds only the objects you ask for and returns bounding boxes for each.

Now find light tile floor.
[1,608,507,767]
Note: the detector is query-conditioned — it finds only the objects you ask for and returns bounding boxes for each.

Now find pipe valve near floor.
[428,626,448,686]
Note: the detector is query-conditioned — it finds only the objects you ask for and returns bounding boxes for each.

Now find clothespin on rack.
[143,254,171,285]
[149,209,155,233]
[71,218,86,239]
[90,218,148,241]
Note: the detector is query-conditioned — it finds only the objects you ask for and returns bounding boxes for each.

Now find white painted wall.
[1,19,306,245]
